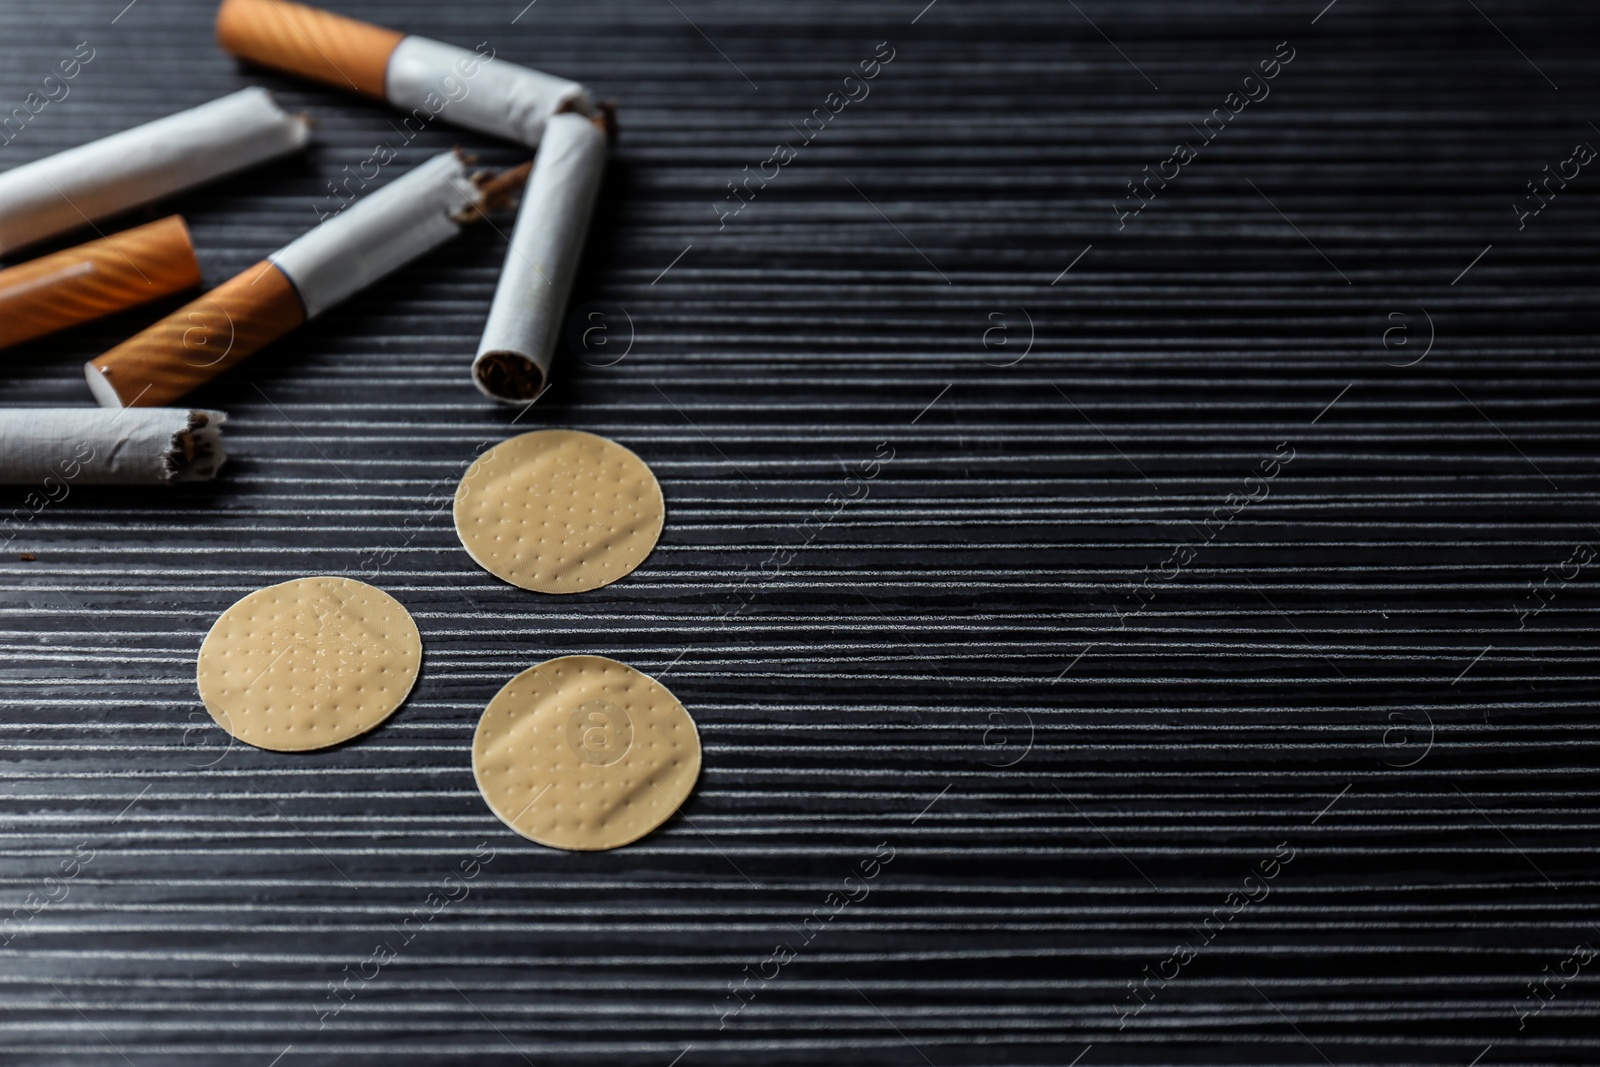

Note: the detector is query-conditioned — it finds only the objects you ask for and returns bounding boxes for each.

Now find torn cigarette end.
[458,161,533,224]
[0,217,201,352]
[166,409,226,480]
[0,408,227,485]
[591,100,619,142]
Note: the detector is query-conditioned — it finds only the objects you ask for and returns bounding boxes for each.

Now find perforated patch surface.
[452,429,664,593]
[196,576,422,752]
[472,655,701,851]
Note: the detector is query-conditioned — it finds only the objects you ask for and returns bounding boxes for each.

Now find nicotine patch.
[453,429,663,594]
[196,576,421,752]
[472,655,701,851]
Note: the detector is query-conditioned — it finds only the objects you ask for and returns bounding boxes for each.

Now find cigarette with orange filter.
[474,112,609,404]
[0,88,311,258]
[0,217,201,352]
[215,0,596,148]
[84,151,529,409]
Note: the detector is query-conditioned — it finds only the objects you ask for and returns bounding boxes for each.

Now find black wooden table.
[2,0,1598,1063]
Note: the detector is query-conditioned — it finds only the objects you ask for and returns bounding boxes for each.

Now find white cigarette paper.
[270,151,481,319]
[387,37,596,148]
[0,88,311,258]
[0,408,226,485]
[474,114,608,403]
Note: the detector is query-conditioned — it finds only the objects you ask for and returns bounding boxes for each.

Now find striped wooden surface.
[2,0,1598,1063]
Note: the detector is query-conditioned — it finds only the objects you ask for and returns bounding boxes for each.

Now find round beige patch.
[452,429,664,594]
[196,576,422,752]
[472,655,701,851]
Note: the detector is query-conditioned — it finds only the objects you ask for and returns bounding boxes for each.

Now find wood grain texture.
[0,216,201,351]
[87,260,304,407]
[1,0,1598,1064]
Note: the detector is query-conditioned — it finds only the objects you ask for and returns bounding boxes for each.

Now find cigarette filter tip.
[0,216,201,352]
[217,0,402,99]
[86,260,305,408]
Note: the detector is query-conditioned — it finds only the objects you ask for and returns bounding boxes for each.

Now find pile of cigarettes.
[0,0,609,485]
[7,2,695,850]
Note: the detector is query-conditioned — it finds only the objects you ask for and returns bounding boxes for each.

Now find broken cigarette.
[0,408,226,485]
[474,112,609,403]
[0,88,311,258]
[0,217,202,352]
[85,152,528,408]
[215,0,596,147]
